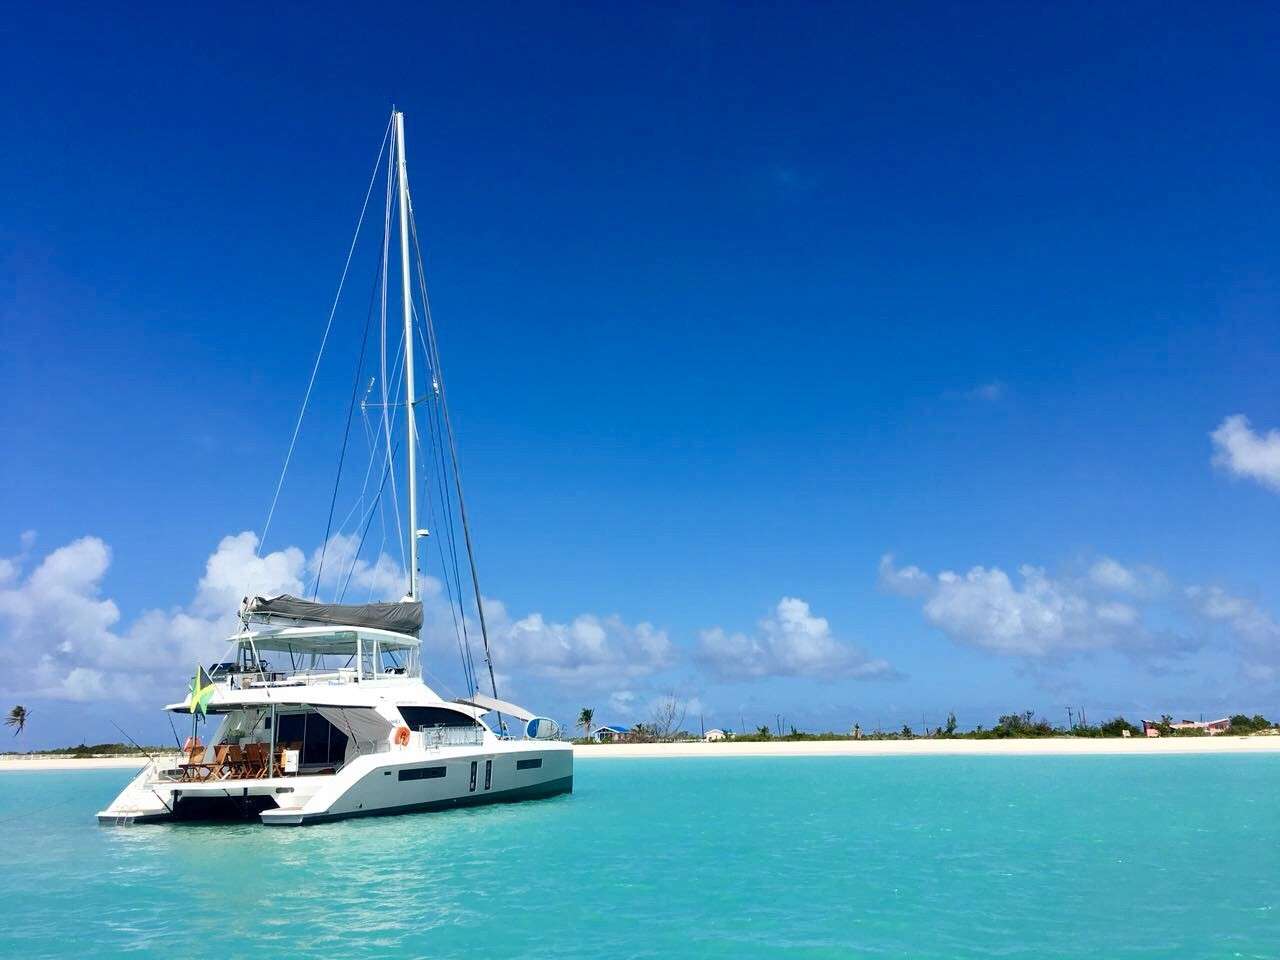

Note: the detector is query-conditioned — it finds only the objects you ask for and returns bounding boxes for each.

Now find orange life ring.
[393,725,411,747]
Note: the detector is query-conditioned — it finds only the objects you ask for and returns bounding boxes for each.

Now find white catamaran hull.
[97,742,572,826]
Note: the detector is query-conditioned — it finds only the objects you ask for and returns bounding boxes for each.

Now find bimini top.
[236,625,420,655]
[243,594,423,637]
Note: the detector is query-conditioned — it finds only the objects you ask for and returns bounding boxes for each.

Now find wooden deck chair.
[224,744,247,780]
[179,742,212,781]
[207,744,234,780]
[243,742,268,778]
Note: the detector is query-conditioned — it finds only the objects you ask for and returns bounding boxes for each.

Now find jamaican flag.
[187,664,215,716]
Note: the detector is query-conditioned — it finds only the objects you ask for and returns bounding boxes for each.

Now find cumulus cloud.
[1088,557,1167,598]
[696,597,894,681]
[877,555,933,597]
[1186,585,1280,681]
[1211,414,1280,492]
[880,554,1176,659]
[484,600,672,688]
[0,530,674,705]
[0,532,310,702]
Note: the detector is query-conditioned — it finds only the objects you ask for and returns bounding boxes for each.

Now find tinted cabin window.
[516,758,542,770]
[398,707,479,730]
[276,712,347,767]
[398,766,446,782]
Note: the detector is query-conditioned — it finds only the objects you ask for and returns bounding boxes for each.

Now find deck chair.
[179,742,212,782]
[224,744,247,780]
[243,742,268,778]
[207,744,234,780]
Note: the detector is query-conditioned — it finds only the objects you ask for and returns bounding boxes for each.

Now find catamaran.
[98,111,572,825]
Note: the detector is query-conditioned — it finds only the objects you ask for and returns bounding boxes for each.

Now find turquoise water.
[2,756,1278,959]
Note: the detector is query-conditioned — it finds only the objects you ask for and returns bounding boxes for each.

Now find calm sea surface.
[2,756,1277,959]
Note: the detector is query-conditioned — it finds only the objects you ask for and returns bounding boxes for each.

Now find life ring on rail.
[393,725,411,747]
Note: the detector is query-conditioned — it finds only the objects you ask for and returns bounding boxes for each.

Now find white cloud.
[878,555,933,597]
[0,533,312,702]
[194,531,305,616]
[0,531,675,706]
[485,600,672,688]
[306,532,408,602]
[968,381,1006,402]
[1089,557,1138,593]
[1211,414,1280,492]
[881,554,1169,658]
[697,597,893,681]
[1186,585,1280,653]
[1088,557,1166,598]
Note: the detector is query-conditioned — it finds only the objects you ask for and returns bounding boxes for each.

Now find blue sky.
[3,3,1280,746]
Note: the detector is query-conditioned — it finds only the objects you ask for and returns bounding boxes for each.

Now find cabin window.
[398,706,480,730]
[516,758,542,770]
[276,712,348,768]
[469,760,477,792]
[398,766,446,782]
[484,759,492,790]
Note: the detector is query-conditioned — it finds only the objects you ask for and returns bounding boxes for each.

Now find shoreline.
[572,736,1280,758]
[3,736,1280,770]
[0,756,151,771]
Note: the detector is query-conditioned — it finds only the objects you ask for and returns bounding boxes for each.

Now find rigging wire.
[413,304,479,693]
[246,116,392,599]
[310,248,384,599]
[406,200,503,716]
[410,376,477,695]
[337,438,401,603]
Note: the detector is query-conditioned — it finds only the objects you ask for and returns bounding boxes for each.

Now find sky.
[2,3,1280,747]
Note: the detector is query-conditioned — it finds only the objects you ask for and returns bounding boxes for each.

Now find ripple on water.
[1,758,1278,959]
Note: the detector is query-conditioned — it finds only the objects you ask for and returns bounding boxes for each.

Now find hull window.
[484,759,492,790]
[399,766,447,782]
[469,760,477,792]
[516,758,543,770]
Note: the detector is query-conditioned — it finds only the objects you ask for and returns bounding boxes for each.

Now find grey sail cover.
[244,594,423,636]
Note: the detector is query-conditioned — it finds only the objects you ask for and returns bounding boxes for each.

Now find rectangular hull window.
[469,760,477,792]
[516,758,543,770]
[484,759,492,790]
[398,766,447,782]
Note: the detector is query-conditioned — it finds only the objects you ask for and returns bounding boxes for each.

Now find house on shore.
[1142,717,1231,737]
[704,728,726,742]
[593,724,631,743]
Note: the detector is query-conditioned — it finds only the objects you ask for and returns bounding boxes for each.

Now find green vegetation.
[1,742,165,758]
[1227,714,1273,735]
[577,709,1274,744]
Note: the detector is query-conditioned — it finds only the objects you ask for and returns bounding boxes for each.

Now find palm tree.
[577,707,594,741]
[5,705,28,736]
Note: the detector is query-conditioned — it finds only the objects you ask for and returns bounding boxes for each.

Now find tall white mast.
[394,110,420,601]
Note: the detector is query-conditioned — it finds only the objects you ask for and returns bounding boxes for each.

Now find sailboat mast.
[394,110,420,601]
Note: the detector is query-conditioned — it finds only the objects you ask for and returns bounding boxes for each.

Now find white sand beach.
[0,756,150,771]
[573,736,1280,759]
[3,736,1279,772]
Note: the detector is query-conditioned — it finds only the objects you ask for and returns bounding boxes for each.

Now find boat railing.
[225,668,416,689]
[412,726,486,750]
